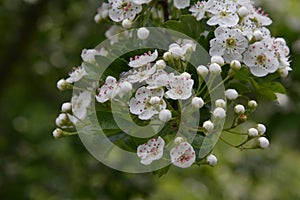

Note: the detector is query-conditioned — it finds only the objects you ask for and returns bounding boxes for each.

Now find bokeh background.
[1,0,300,199]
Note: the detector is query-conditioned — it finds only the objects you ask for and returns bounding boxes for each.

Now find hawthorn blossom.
[66,66,87,83]
[146,70,169,89]
[168,39,196,60]
[121,64,156,83]
[174,0,190,9]
[189,1,208,21]
[94,3,111,22]
[108,0,142,22]
[248,7,272,26]
[210,26,248,62]
[207,0,239,27]
[128,50,158,68]
[170,142,196,168]
[137,136,165,165]
[165,73,194,100]
[243,39,279,77]
[129,87,166,120]
[71,90,92,123]
[96,76,118,103]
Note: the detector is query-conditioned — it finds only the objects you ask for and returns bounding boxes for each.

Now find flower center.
[220,11,228,17]
[226,37,236,48]
[256,54,267,65]
[121,2,132,12]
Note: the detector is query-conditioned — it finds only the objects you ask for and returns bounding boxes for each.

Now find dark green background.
[1,0,300,199]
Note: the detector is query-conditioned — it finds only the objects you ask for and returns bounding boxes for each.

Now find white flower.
[192,97,205,109]
[170,142,196,168]
[137,27,150,40]
[213,107,226,119]
[122,18,132,29]
[206,154,217,166]
[243,40,279,77]
[234,104,245,114]
[168,39,196,60]
[256,124,266,135]
[207,1,239,27]
[122,64,156,83]
[128,50,158,68]
[248,128,258,137]
[96,76,118,103]
[137,136,165,165]
[210,27,248,63]
[72,91,92,122]
[66,66,87,83]
[165,73,194,100]
[108,0,142,22]
[209,63,222,74]
[131,0,151,5]
[159,109,172,122]
[81,49,107,63]
[197,65,209,77]
[225,89,238,100]
[146,70,169,89]
[174,0,190,9]
[230,60,241,70]
[129,87,166,120]
[203,120,214,132]
[61,102,72,113]
[248,100,258,108]
[258,137,269,149]
[248,7,272,26]
[215,99,226,108]
[211,55,224,66]
[189,1,207,21]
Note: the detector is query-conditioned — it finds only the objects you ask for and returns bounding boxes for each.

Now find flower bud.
[52,128,64,138]
[155,59,166,69]
[256,124,266,135]
[237,114,247,124]
[163,52,173,61]
[248,100,258,109]
[278,68,289,78]
[225,89,238,100]
[150,96,161,105]
[119,81,132,93]
[57,79,68,91]
[238,6,248,17]
[197,65,209,77]
[61,102,72,113]
[174,137,185,144]
[253,30,263,41]
[203,120,214,132]
[258,137,269,149]
[213,107,226,119]
[215,99,226,108]
[209,63,222,74]
[159,109,172,122]
[248,128,259,137]
[234,104,245,114]
[206,154,218,166]
[94,13,101,23]
[137,27,150,40]
[192,97,205,109]
[230,60,241,70]
[122,19,132,29]
[211,56,224,66]
[181,72,191,79]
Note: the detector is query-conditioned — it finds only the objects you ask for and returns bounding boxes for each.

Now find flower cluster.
[53,0,291,172]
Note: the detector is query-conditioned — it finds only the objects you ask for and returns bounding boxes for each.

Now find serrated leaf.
[263,82,286,94]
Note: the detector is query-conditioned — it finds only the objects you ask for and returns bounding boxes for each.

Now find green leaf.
[263,82,286,94]
[233,66,252,82]
[152,164,171,177]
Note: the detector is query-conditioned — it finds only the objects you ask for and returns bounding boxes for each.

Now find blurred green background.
[1,0,300,199]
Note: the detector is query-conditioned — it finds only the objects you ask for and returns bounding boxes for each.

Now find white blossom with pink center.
[96,76,118,103]
[170,142,196,168]
[108,0,143,22]
[129,86,166,120]
[137,136,165,165]
[128,50,158,68]
[165,73,194,100]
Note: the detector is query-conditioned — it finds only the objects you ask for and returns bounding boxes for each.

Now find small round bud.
[163,52,172,61]
[197,65,209,77]
[150,96,161,105]
[57,79,68,91]
[155,59,166,69]
[234,104,245,114]
[238,114,247,124]
[174,137,185,144]
[159,109,172,122]
[122,19,132,29]
[101,10,109,19]
[52,128,64,138]
[256,124,266,135]
[181,72,191,79]
[211,56,224,66]
[206,154,218,166]
[230,60,241,70]
[248,128,259,137]
[278,68,289,78]
[248,100,258,109]
[225,89,238,100]
[213,107,226,119]
[215,99,226,108]
[192,97,205,109]
[258,137,269,149]
[137,27,150,40]
[94,13,101,23]
[119,81,132,93]
[238,6,248,17]
[61,102,72,113]
[253,30,263,41]
[209,63,222,74]
[203,120,214,132]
